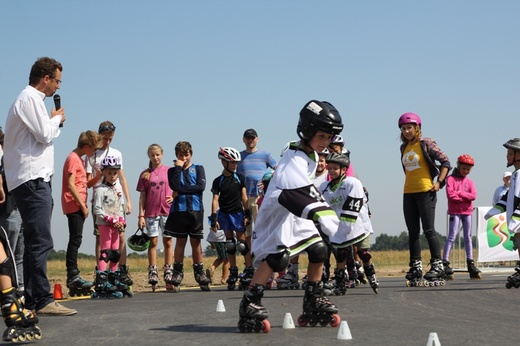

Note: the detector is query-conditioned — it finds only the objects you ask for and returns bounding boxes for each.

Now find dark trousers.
[403,191,441,262]
[12,179,54,311]
[66,210,85,273]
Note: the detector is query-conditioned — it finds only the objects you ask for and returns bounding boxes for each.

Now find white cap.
[503,171,512,178]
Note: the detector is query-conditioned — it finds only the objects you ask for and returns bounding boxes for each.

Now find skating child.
[398,112,451,286]
[443,154,479,280]
[61,130,101,296]
[92,156,128,299]
[0,177,41,342]
[237,100,343,333]
[164,141,210,292]
[210,147,251,290]
[136,144,174,291]
[319,153,377,294]
[485,138,520,288]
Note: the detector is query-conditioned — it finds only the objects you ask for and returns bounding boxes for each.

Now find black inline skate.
[332,268,347,295]
[356,261,368,285]
[443,260,454,280]
[277,263,299,289]
[148,265,159,292]
[238,266,254,290]
[297,281,341,328]
[67,268,94,297]
[364,263,379,294]
[467,259,482,280]
[505,265,520,289]
[163,264,175,291]
[424,259,446,287]
[193,263,211,291]
[405,259,424,287]
[170,262,184,292]
[111,270,133,297]
[91,270,123,299]
[118,264,133,289]
[237,284,270,333]
[0,287,41,342]
[346,259,359,288]
[227,266,239,291]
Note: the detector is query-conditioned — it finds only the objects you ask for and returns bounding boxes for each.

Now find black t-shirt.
[211,173,246,213]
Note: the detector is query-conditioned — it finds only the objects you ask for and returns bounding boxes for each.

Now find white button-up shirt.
[4,85,62,191]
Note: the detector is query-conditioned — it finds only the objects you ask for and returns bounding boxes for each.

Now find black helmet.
[297,100,343,142]
[325,152,350,169]
[504,138,520,152]
[127,228,150,252]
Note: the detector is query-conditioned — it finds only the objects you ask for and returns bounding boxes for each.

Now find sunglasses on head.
[98,125,116,133]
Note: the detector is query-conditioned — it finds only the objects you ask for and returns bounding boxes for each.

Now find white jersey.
[486,168,520,234]
[251,141,339,268]
[319,175,372,247]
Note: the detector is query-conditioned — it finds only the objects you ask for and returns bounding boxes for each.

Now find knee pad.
[357,249,372,263]
[110,250,121,264]
[236,240,249,256]
[335,248,348,263]
[225,239,237,255]
[0,257,14,277]
[306,241,329,263]
[99,249,112,263]
[265,250,289,272]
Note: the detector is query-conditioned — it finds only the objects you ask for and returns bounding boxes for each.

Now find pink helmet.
[457,154,474,166]
[398,112,421,128]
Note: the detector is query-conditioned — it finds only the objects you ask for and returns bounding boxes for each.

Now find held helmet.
[297,100,343,141]
[127,228,150,252]
[218,147,241,162]
[262,168,275,184]
[398,112,422,128]
[325,152,351,169]
[100,155,121,170]
[457,154,475,166]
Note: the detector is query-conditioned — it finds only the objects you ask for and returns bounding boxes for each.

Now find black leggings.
[403,191,441,261]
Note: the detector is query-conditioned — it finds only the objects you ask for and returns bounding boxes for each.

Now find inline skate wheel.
[506,282,512,289]
[373,287,379,294]
[260,319,270,333]
[330,314,341,327]
[297,315,308,327]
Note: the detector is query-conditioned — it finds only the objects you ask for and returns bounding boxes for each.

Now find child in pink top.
[442,154,480,279]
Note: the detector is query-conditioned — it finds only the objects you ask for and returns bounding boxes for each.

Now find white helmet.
[218,147,241,162]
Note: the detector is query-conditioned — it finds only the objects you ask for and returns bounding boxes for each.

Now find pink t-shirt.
[62,151,87,214]
[136,165,172,217]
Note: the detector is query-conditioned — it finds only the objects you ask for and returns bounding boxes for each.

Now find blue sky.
[1,0,519,257]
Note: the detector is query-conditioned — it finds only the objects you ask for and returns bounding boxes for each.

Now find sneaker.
[36,302,77,316]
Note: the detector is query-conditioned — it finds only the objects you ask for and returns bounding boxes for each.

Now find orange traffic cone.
[53,283,63,300]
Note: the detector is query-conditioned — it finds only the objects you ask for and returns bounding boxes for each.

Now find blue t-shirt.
[237,150,277,197]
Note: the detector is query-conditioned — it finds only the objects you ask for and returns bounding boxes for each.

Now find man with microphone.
[4,57,76,315]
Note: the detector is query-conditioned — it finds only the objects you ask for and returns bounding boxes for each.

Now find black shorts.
[164,211,204,239]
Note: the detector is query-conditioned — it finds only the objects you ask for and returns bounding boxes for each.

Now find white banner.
[476,207,519,262]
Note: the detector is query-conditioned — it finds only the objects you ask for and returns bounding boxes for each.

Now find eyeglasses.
[51,77,62,85]
[98,125,116,133]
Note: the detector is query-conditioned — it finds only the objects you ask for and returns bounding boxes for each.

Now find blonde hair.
[141,144,164,181]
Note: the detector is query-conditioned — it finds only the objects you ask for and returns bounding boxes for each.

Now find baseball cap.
[243,129,258,138]
[503,171,512,178]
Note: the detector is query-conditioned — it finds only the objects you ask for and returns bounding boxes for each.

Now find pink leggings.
[97,225,120,272]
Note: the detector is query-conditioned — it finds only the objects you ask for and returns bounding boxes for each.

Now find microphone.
[53,94,63,127]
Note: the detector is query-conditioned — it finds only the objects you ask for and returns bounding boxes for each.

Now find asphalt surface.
[6,271,518,346]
